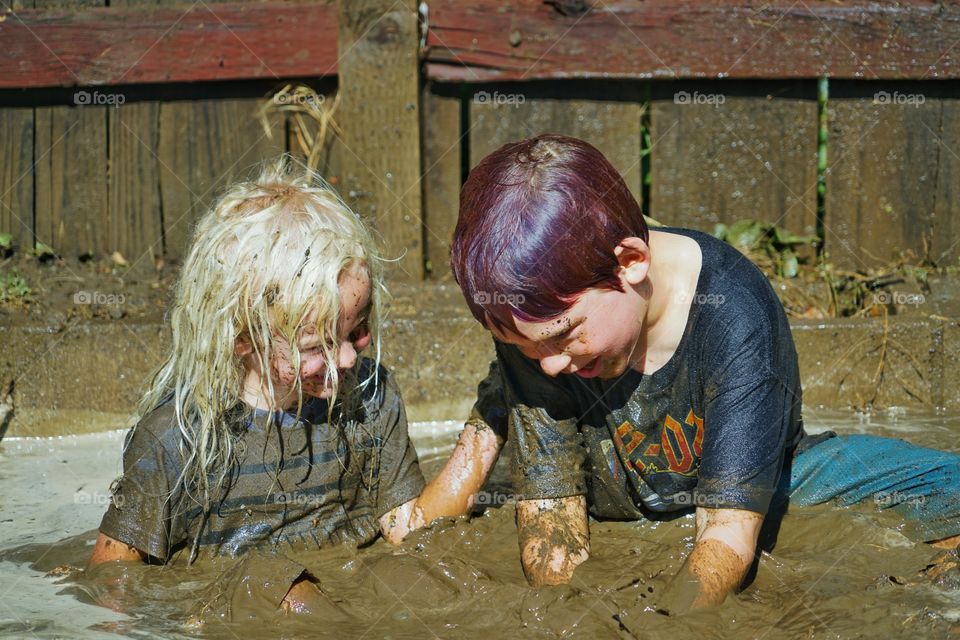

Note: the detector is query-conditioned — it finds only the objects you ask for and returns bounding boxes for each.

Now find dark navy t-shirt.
[475,227,817,518]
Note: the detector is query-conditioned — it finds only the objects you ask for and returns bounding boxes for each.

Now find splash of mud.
[1,412,958,639]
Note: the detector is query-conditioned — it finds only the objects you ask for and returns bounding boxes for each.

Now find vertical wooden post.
[421,85,462,281]
[337,0,423,282]
[0,109,34,253]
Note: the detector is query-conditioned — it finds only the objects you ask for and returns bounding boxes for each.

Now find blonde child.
[88,159,499,614]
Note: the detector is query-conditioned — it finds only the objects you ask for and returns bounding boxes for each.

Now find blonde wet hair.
[138,156,384,535]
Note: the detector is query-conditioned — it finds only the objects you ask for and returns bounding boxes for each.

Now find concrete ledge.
[2,282,957,437]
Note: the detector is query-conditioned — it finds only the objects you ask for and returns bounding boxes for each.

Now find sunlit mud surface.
[1,410,958,639]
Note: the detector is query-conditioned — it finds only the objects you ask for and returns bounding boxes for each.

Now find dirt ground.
[0,254,176,327]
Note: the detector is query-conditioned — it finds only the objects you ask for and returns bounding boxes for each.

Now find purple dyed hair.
[450,134,649,332]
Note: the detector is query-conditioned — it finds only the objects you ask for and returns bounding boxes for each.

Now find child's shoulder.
[352,357,404,422]
[119,398,190,479]
[128,398,180,447]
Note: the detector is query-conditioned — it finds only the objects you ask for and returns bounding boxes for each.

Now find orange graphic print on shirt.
[614,409,704,477]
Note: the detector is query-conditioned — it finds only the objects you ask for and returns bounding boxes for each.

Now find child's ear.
[235,333,254,357]
[614,237,651,285]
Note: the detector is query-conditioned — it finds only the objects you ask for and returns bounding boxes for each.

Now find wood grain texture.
[1,1,338,88]
[0,108,34,252]
[931,92,960,268]
[825,82,943,270]
[650,81,817,235]
[426,0,960,82]
[337,0,423,281]
[108,101,163,264]
[422,86,461,281]
[468,82,643,205]
[33,104,109,258]
[157,98,284,261]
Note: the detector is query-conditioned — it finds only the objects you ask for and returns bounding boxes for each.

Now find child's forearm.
[380,419,502,543]
[418,418,503,519]
[660,538,753,611]
[659,507,762,613]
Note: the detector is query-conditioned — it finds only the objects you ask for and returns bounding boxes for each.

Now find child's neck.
[634,230,702,372]
[240,371,294,413]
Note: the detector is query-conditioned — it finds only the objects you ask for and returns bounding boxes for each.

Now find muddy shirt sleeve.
[468,360,509,444]
[98,416,185,561]
[694,307,795,515]
[495,341,588,502]
[372,371,426,518]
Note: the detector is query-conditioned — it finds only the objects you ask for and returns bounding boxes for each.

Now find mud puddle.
[1,411,958,639]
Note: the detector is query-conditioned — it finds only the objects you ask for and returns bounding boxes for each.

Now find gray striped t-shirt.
[99,361,424,562]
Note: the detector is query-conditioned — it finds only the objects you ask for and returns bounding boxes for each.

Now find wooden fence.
[2,0,959,281]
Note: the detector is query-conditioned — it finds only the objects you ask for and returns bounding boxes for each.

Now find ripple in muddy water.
[1,411,958,639]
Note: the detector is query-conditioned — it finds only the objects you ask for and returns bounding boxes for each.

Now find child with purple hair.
[451,134,960,613]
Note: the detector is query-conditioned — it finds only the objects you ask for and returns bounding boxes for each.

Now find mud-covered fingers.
[280,576,323,614]
[378,498,424,544]
[515,496,590,586]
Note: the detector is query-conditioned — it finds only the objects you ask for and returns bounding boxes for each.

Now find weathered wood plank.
[422,86,461,281]
[650,81,818,236]
[157,98,284,261]
[337,0,423,281]
[108,100,163,265]
[468,82,644,206]
[931,92,960,267]
[105,0,162,267]
[426,0,958,82]
[0,108,34,252]
[0,1,338,88]
[825,82,942,270]
[34,104,109,259]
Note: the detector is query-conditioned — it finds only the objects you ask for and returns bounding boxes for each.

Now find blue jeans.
[789,434,960,542]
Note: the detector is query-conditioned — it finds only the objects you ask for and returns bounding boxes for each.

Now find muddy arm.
[516,495,590,586]
[659,507,763,613]
[379,418,503,544]
[88,532,147,568]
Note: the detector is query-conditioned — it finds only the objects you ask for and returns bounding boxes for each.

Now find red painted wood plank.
[0,1,337,88]
[425,0,960,81]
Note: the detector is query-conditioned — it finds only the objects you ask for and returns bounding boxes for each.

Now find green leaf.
[0,233,11,251]
[772,226,817,247]
[727,219,764,250]
[782,250,799,278]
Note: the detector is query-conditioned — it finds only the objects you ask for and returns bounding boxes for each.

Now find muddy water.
[1,410,958,639]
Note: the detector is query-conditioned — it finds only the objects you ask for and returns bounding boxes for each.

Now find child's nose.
[337,341,358,370]
[539,353,572,377]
